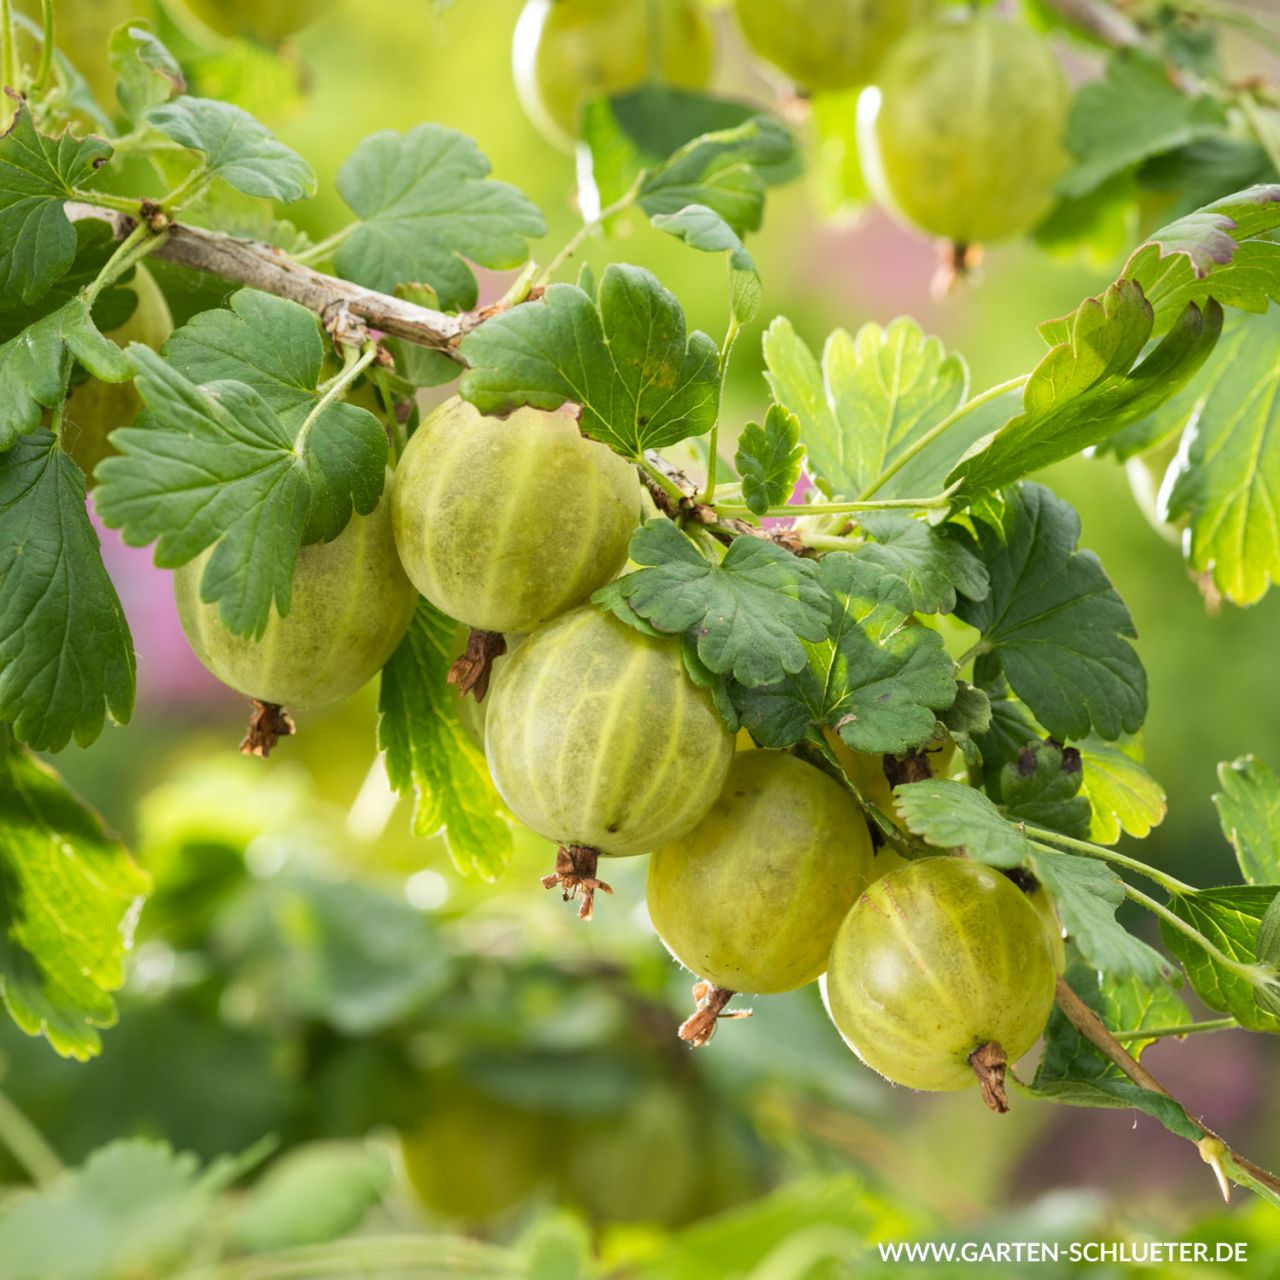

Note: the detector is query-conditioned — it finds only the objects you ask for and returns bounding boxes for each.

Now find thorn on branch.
[678,982,750,1047]
[541,845,612,920]
[240,700,294,757]
[447,629,507,702]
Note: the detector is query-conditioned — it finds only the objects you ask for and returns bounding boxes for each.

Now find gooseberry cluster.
[513,0,1071,267]
[175,392,1061,1111]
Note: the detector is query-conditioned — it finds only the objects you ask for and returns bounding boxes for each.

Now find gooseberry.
[174,492,417,709]
[824,856,1056,1107]
[178,0,336,46]
[858,14,1070,245]
[65,266,172,485]
[735,0,938,93]
[484,606,733,910]
[512,0,714,149]
[647,751,873,995]
[391,397,640,636]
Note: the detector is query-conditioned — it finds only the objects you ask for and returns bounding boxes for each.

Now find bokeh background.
[4,0,1280,1271]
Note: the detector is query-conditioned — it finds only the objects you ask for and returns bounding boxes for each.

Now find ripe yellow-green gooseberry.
[735,0,939,92]
[484,606,734,914]
[512,0,714,150]
[177,0,336,45]
[174,491,417,709]
[391,397,640,636]
[858,13,1071,245]
[647,751,874,996]
[65,266,172,485]
[823,857,1057,1106]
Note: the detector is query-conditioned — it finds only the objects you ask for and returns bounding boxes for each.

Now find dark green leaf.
[597,519,829,687]
[1215,755,1280,886]
[1058,49,1225,199]
[762,316,971,500]
[0,433,135,750]
[95,351,313,638]
[1160,887,1280,1031]
[109,20,184,121]
[0,105,113,305]
[637,116,798,236]
[940,681,991,739]
[1037,960,1188,1085]
[378,601,513,882]
[334,125,544,310]
[947,282,1222,501]
[999,740,1091,840]
[956,484,1147,741]
[854,513,989,615]
[734,553,956,754]
[1162,310,1280,605]
[146,97,316,202]
[582,85,797,215]
[0,732,149,1060]
[734,404,802,516]
[1020,1075,1202,1144]
[159,290,386,542]
[0,298,131,448]
[650,204,760,323]
[459,264,719,458]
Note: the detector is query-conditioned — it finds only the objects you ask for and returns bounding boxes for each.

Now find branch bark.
[1041,0,1143,48]
[65,202,471,356]
[1053,976,1280,1200]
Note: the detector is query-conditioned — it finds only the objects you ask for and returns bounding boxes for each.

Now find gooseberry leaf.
[893,778,1032,868]
[1080,735,1166,845]
[732,552,956,753]
[762,317,998,501]
[853,513,989,615]
[940,681,991,740]
[0,221,138,339]
[157,290,386,543]
[1215,756,1280,886]
[1161,310,1280,605]
[1037,962,1189,1086]
[146,97,316,202]
[956,483,1147,742]
[378,602,513,883]
[333,125,544,309]
[596,519,830,687]
[0,433,135,751]
[650,204,760,323]
[998,740,1091,840]
[1160,887,1280,1031]
[0,732,149,1060]
[0,1139,236,1274]
[582,86,797,217]
[893,778,1167,982]
[1122,185,1280,331]
[0,298,132,449]
[0,104,113,305]
[109,20,185,121]
[734,404,802,516]
[1058,49,1225,199]
[459,264,720,458]
[636,115,798,236]
[95,349,364,639]
[947,282,1222,502]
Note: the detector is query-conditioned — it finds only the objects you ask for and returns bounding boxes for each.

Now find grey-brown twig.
[65,202,470,355]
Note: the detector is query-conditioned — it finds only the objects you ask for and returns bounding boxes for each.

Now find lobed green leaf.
[734,403,802,516]
[377,602,513,882]
[1215,755,1280,886]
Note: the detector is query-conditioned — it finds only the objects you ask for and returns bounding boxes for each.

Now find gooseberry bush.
[4,0,1280,1228]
